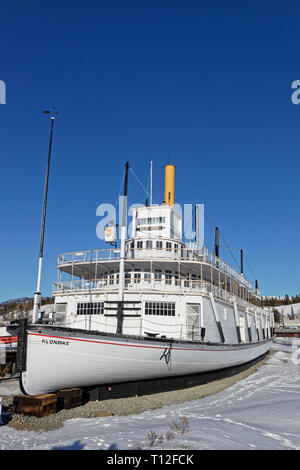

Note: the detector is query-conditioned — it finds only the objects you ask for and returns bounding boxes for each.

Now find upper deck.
[56,244,253,291]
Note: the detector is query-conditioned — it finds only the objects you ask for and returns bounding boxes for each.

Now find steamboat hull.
[20,326,273,396]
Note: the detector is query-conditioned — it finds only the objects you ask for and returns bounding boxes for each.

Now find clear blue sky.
[0,0,299,302]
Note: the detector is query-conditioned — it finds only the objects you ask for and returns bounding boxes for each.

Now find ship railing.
[57,246,251,289]
[57,248,121,265]
[52,279,265,316]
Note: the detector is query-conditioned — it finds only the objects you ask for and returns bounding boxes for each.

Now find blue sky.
[0,0,299,301]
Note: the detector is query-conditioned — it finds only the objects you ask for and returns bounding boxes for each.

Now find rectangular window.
[145,301,175,316]
[154,270,162,280]
[146,240,152,249]
[165,270,172,285]
[156,241,163,250]
[137,241,143,249]
[184,273,190,287]
[77,302,104,315]
[125,271,131,285]
[166,242,172,251]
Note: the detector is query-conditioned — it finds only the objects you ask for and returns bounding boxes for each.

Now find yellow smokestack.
[164,164,175,206]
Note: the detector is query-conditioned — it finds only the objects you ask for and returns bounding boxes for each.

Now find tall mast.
[240,249,244,275]
[214,227,219,258]
[32,107,58,324]
[117,162,129,334]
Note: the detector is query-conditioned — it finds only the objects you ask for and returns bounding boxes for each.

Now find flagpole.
[32,108,58,323]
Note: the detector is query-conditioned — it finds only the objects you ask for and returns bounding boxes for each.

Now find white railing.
[53,278,265,316]
[57,249,121,265]
[57,246,251,289]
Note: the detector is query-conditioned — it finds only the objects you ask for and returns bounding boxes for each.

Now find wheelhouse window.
[77,302,104,315]
[146,240,152,249]
[145,301,175,316]
[156,241,163,250]
[137,241,143,249]
[166,242,172,251]
[137,217,166,226]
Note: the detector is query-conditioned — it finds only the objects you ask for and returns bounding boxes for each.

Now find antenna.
[43,106,59,118]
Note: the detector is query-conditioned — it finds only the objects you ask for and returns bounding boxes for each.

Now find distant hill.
[0,297,33,306]
[273,302,300,318]
[0,297,54,320]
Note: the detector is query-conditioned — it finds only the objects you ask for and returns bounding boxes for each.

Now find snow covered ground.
[0,339,300,450]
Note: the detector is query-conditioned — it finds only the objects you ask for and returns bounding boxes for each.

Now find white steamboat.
[18,163,274,395]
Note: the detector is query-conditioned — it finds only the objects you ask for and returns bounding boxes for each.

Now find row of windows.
[99,270,201,279]
[75,301,175,316]
[129,240,180,251]
[77,302,104,315]
[145,302,176,316]
[137,217,166,225]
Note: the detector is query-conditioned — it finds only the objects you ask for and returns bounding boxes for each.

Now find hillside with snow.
[273,302,300,317]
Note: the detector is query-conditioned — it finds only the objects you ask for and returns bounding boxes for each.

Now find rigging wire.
[197,205,242,272]
[217,244,257,283]
[113,168,126,211]
[244,253,257,283]
[129,167,156,204]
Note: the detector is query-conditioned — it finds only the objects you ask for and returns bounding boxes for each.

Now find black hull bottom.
[83,350,270,402]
